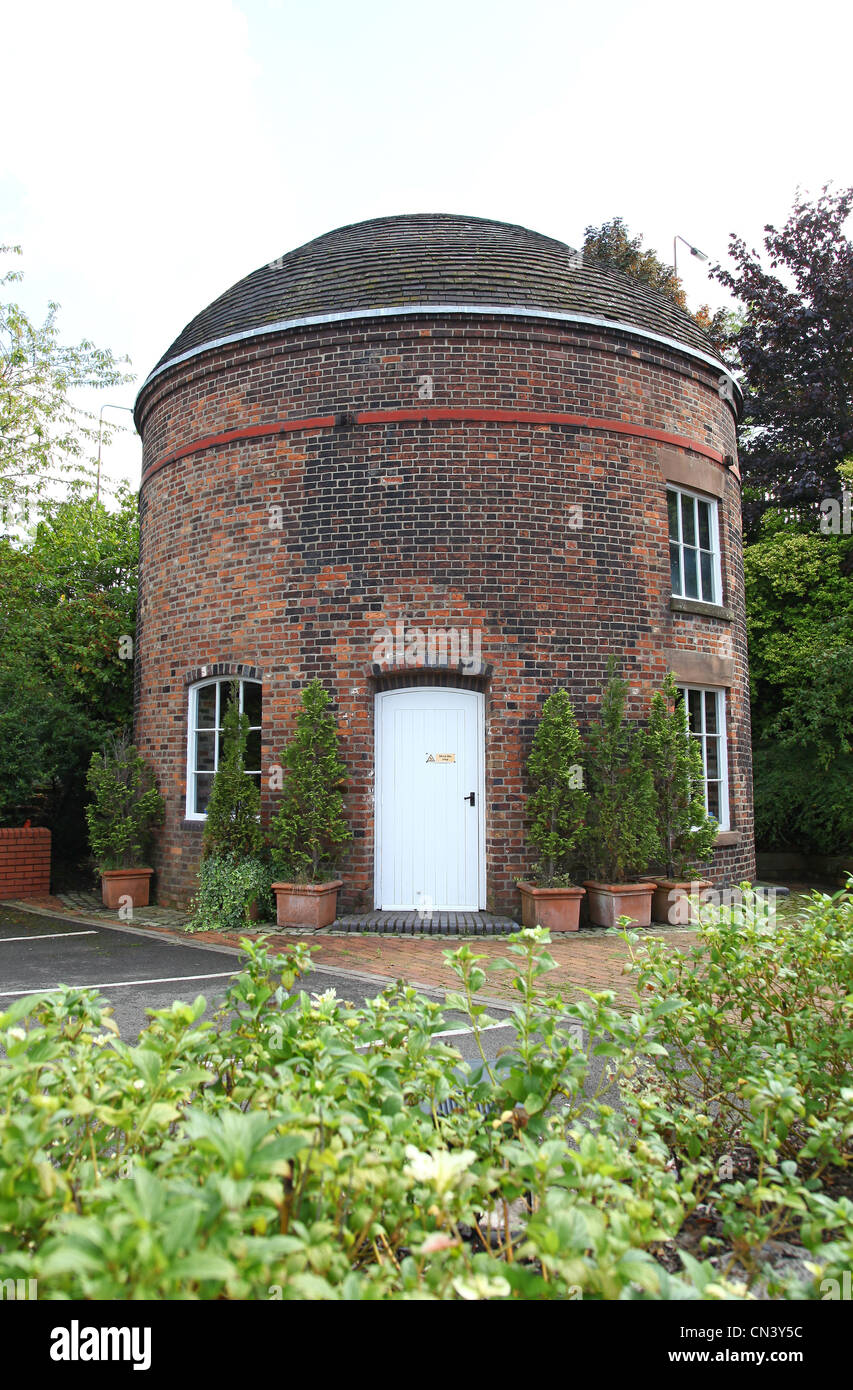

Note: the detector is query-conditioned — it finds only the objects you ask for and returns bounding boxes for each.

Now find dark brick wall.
[135,314,754,910]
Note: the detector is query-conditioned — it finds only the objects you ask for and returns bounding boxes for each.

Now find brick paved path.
[283,930,669,1004]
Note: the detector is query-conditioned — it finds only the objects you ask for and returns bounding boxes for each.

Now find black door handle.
[464,792,476,806]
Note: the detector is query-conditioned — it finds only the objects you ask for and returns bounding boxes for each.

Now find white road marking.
[432,1022,513,1039]
[356,1020,513,1051]
[0,970,238,998]
[0,931,98,944]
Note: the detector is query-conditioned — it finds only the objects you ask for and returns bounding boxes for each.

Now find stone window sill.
[714,829,741,847]
[670,596,734,621]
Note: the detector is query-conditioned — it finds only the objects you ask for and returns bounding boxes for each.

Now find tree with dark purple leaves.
[712,186,853,536]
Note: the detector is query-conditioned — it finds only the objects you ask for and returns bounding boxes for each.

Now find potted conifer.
[581,659,659,927]
[269,679,349,928]
[187,684,269,933]
[86,733,164,909]
[517,688,588,931]
[644,672,717,924]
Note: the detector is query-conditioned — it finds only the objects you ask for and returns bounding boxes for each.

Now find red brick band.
[141,408,729,488]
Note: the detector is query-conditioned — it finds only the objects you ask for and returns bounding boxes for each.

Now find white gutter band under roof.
[136,302,743,408]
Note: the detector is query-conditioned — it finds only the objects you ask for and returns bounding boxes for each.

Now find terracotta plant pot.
[582,880,655,929]
[272,880,342,929]
[647,879,713,926]
[100,867,154,911]
[517,882,585,932]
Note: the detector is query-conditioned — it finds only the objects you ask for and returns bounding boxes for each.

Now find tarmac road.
[0,905,517,1062]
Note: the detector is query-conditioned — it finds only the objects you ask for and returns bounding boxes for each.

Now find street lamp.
[673,234,710,283]
[96,404,135,504]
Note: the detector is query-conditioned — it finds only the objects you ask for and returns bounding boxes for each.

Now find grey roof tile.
[153,213,716,372]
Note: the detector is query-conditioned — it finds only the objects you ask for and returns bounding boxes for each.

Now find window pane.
[683,547,699,598]
[707,781,720,820]
[687,689,702,733]
[700,550,714,601]
[698,500,712,550]
[706,736,720,779]
[195,773,214,814]
[221,683,238,723]
[195,731,216,772]
[667,490,679,540]
[674,687,689,732]
[670,542,682,593]
[682,496,696,546]
[245,728,261,770]
[705,691,718,734]
[243,682,262,727]
[196,683,216,728]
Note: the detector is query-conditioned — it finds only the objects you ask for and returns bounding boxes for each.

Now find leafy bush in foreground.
[627,885,853,1293]
[0,892,851,1300]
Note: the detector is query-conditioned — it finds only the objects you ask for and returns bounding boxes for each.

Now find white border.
[373,685,486,911]
[137,302,742,407]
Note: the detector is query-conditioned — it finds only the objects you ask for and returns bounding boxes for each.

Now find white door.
[375,687,485,911]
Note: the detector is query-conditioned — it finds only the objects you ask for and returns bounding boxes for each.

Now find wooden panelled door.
[374,687,485,910]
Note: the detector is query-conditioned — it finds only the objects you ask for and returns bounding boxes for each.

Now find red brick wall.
[135,314,755,910]
[0,827,51,898]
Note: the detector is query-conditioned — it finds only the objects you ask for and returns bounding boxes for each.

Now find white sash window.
[676,684,730,830]
[185,678,262,819]
[668,486,722,604]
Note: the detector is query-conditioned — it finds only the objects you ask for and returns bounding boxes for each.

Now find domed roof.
[150,213,718,378]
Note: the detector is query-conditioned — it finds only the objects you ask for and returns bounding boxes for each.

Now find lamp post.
[96,404,135,504]
[673,234,710,284]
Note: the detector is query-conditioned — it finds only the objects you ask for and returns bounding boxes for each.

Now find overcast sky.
[3,0,851,492]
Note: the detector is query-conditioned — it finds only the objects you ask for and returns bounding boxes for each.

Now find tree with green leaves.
[582,659,658,883]
[0,488,138,878]
[525,688,588,886]
[85,733,163,871]
[646,673,717,880]
[269,680,349,882]
[582,217,735,351]
[201,684,263,861]
[0,245,131,526]
[745,522,853,853]
[583,217,685,307]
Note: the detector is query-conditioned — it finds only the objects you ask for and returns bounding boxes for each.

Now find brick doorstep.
[1,896,698,1007]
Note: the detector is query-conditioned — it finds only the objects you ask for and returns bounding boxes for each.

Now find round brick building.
[134,213,755,912]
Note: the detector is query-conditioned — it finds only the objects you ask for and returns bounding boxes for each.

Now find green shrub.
[269,679,349,883]
[646,673,718,879]
[201,684,263,861]
[186,855,274,934]
[581,659,658,882]
[0,930,714,1301]
[2,897,851,1300]
[753,742,853,855]
[625,884,853,1291]
[524,688,588,886]
[85,732,164,871]
[745,528,853,857]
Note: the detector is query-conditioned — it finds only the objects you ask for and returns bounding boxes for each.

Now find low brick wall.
[0,827,51,898]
